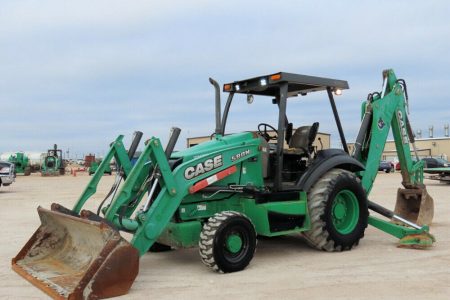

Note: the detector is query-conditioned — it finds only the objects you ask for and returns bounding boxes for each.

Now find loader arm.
[72,135,134,213]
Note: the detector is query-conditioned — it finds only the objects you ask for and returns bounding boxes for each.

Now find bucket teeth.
[398,233,435,249]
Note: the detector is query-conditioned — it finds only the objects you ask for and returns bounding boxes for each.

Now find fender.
[296,149,365,192]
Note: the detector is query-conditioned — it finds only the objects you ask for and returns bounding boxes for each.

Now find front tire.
[304,169,368,251]
[199,211,256,273]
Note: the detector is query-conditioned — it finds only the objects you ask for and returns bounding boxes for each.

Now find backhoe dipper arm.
[354,69,420,194]
[353,69,434,236]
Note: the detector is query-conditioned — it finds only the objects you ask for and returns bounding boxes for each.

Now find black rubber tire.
[303,168,368,251]
[199,211,256,273]
[385,169,391,173]
[24,167,31,176]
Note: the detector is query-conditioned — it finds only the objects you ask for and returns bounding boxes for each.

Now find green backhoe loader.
[8,152,31,176]
[12,70,435,299]
[41,144,65,176]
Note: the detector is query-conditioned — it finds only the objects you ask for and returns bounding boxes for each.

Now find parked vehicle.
[396,158,419,171]
[379,160,392,173]
[8,152,31,176]
[88,160,112,175]
[422,157,449,169]
[0,161,15,187]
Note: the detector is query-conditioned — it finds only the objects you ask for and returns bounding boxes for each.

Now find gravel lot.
[1,172,449,299]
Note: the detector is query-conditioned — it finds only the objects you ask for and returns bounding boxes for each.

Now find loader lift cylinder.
[128,131,143,159]
[352,105,372,160]
[165,127,181,158]
[143,127,181,212]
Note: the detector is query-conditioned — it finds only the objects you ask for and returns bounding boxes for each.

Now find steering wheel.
[257,123,278,141]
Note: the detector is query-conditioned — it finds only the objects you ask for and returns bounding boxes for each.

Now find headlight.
[334,88,342,96]
[0,167,10,173]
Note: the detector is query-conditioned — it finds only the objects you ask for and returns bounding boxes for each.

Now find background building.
[347,136,450,162]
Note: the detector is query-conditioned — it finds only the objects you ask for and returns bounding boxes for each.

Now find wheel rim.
[332,189,359,234]
[222,226,248,262]
[226,234,243,253]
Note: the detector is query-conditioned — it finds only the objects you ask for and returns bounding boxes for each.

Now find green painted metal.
[72,135,133,213]
[424,167,450,172]
[158,221,202,248]
[226,234,243,253]
[368,216,432,240]
[242,194,310,237]
[8,152,30,175]
[88,160,111,175]
[355,69,434,244]
[358,69,423,193]
[332,190,359,234]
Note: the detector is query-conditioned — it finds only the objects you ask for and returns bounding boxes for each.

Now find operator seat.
[259,137,270,178]
[288,122,319,156]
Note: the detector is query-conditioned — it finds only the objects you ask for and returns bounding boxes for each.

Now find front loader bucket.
[394,187,434,226]
[12,206,139,299]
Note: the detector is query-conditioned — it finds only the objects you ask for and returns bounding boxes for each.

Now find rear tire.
[24,167,31,176]
[303,169,368,251]
[199,211,256,273]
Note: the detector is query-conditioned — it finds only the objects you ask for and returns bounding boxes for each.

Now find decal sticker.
[231,149,250,162]
[197,204,207,211]
[184,155,223,180]
[396,110,409,144]
[377,117,385,130]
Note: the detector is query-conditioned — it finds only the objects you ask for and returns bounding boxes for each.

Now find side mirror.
[247,94,254,104]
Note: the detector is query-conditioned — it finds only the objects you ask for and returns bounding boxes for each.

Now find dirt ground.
[0,172,449,299]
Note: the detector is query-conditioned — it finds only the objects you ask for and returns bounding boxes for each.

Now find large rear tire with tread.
[303,168,368,251]
[199,211,256,273]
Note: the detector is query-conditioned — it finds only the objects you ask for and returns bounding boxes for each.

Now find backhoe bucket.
[394,187,434,226]
[12,206,139,299]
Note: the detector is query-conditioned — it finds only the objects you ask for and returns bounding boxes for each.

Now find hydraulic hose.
[96,131,143,215]
[143,127,181,212]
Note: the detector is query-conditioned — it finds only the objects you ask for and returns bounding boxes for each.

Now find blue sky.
[1,0,449,158]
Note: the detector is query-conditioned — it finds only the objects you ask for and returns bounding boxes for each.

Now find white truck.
[0,160,15,187]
